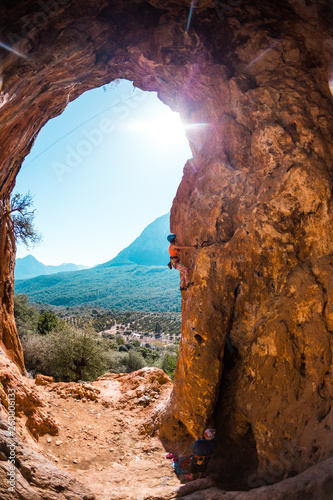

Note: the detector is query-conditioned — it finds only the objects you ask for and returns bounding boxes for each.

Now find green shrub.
[37,310,59,335]
[160,351,179,380]
[127,350,145,372]
[104,351,128,373]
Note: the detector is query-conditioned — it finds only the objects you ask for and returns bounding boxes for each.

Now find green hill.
[15,214,181,312]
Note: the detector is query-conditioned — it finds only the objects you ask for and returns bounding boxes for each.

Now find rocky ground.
[1,356,333,500]
[28,368,186,500]
[0,354,215,499]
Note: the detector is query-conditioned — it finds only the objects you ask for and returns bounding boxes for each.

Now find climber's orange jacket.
[169,245,179,259]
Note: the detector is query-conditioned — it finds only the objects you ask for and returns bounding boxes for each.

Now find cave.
[1,0,333,498]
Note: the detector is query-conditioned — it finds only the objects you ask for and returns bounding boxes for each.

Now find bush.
[127,350,145,372]
[48,326,109,381]
[105,350,145,374]
[22,325,109,381]
[105,351,128,373]
[21,334,51,375]
[140,346,152,359]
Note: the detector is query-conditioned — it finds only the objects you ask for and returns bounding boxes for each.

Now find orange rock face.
[0,201,25,374]
[162,4,333,483]
[35,374,54,386]
[0,0,332,493]
[0,354,60,440]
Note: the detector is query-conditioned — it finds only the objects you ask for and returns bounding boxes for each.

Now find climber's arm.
[173,244,197,250]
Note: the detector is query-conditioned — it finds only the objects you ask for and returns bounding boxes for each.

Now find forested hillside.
[15,264,181,312]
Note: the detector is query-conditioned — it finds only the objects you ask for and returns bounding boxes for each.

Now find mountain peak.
[99,213,171,268]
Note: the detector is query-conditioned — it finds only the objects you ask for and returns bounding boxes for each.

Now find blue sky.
[14,79,192,266]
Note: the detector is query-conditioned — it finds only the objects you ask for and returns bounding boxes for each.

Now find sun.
[150,111,187,144]
[124,108,187,145]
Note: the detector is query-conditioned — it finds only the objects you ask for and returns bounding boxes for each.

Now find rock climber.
[167,233,196,291]
[187,428,218,481]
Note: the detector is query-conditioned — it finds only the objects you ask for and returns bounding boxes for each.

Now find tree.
[155,322,161,334]
[8,192,41,247]
[14,294,39,337]
[37,311,59,335]
[116,336,125,345]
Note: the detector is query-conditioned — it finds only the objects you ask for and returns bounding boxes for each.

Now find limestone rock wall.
[160,1,333,483]
[0,0,332,489]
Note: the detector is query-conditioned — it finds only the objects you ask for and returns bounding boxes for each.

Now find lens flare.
[183,123,209,132]
[0,41,28,60]
[182,122,210,153]
[186,0,198,32]
[329,77,333,97]
[244,40,279,71]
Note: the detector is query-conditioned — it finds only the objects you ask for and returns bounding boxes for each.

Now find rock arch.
[1,0,333,486]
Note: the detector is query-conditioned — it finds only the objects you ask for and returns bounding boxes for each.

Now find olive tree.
[9,192,41,247]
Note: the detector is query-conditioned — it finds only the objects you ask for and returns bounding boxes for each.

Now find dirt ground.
[27,368,187,500]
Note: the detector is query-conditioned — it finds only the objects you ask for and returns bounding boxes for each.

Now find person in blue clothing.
[188,429,218,480]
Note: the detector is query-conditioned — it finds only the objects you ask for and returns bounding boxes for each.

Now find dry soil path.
[31,368,185,500]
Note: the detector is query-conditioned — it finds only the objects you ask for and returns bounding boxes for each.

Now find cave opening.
[14,78,192,273]
[13,76,194,386]
[11,77,195,492]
